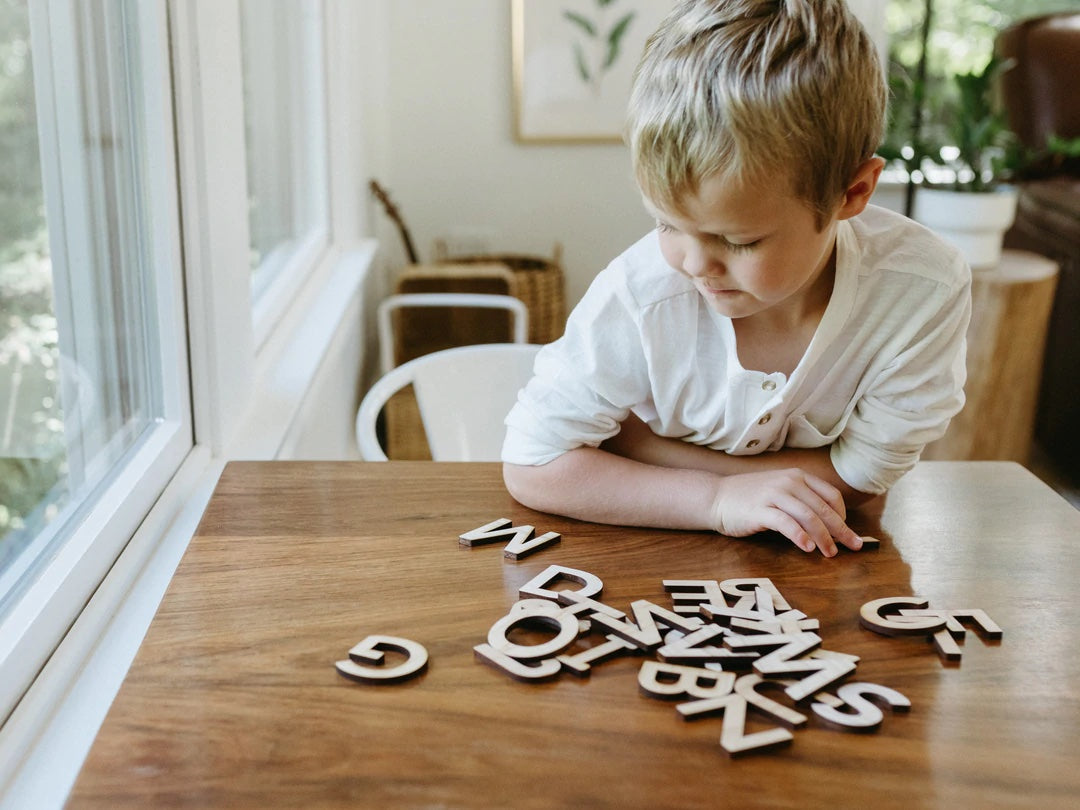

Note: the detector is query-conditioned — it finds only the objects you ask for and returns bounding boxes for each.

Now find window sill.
[229,239,376,460]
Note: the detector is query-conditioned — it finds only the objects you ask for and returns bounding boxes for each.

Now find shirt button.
[762,380,777,391]
[747,439,760,449]
[758,413,772,425]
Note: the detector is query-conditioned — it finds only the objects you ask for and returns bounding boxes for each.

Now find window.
[0,0,190,721]
[240,0,330,341]
[887,0,1080,78]
[0,0,370,800]
[882,0,1080,188]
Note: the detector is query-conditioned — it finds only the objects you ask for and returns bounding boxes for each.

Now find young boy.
[502,0,970,557]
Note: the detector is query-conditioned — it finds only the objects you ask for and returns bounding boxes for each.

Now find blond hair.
[627,0,885,228]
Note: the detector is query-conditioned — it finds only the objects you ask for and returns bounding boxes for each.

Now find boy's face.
[644,172,840,322]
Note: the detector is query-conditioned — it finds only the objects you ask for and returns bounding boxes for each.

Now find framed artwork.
[512,0,673,144]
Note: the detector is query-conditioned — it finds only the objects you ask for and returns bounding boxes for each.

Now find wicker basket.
[431,245,567,345]
[382,250,566,459]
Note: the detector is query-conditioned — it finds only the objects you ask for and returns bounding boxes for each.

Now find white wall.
[372,0,890,309]
[374,0,650,306]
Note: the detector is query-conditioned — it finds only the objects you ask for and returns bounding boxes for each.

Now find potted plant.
[909,55,1021,269]
[881,52,1080,269]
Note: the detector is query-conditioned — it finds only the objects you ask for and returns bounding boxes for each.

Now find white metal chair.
[376,293,528,374]
[356,342,541,461]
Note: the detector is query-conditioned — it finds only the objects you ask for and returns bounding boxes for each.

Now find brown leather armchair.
[997,12,1080,480]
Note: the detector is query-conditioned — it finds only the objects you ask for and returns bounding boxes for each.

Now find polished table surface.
[69,461,1080,808]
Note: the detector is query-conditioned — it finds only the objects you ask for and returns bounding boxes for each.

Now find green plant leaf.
[1048,134,1080,158]
[603,12,635,69]
[596,0,617,7]
[572,41,591,83]
[563,10,597,38]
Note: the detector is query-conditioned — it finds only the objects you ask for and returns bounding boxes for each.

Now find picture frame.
[512,0,672,144]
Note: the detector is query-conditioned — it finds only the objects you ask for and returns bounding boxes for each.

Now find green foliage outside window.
[0,0,64,544]
[882,0,1080,192]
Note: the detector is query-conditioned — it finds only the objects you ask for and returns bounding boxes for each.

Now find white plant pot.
[913,186,1019,270]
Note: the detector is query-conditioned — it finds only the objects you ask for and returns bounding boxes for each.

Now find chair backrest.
[356,343,541,461]
[377,293,529,373]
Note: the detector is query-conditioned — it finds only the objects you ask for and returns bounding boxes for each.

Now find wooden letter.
[733,632,856,701]
[754,587,776,617]
[335,635,428,684]
[473,643,561,682]
[750,633,825,676]
[557,635,639,677]
[782,660,858,703]
[556,590,627,619]
[949,609,1003,639]
[519,565,604,601]
[589,600,703,651]
[657,625,757,667]
[503,530,561,560]
[810,682,911,732]
[932,627,964,662]
[733,674,809,728]
[719,578,792,612]
[859,596,946,637]
[486,600,580,661]
[677,694,794,757]
[730,610,820,636]
[638,660,736,700]
[901,608,1003,640]
[511,598,589,634]
[663,579,727,616]
[459,518,531,547]
[459,519,560,559]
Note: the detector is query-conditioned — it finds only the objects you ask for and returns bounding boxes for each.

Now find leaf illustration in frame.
[573,41,591,83]
[563,10,598,37]
[604,12,636,69]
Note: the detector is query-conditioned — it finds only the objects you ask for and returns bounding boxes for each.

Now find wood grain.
[922,250,1058,463]
[67,461,1080,808]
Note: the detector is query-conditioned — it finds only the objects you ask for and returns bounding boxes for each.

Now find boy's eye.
[723,238,760,253]
[655,220,675,234]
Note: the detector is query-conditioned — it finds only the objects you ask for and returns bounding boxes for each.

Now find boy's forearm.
[503,448,724,531]
[602,415,874,507]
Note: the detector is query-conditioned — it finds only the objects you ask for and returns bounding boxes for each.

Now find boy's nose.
[682,239,721,278]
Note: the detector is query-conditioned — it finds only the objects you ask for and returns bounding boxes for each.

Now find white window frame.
[0,0,192,727]
[243,0,333,350]
[0,1,376,806]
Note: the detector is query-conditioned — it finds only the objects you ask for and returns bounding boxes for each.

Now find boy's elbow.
[503,456,581,515]
[503,461,546,510]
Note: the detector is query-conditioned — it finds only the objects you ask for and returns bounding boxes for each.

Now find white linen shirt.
[502,205,971,495]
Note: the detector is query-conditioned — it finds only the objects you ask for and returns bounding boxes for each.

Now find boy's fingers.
[802,476,860,550]
[803,474,848,521]
[776,495,837,557]
[760,508,815,553]
[836,532,864,551]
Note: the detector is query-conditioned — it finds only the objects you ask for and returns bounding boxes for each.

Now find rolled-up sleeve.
[831,269,971,494]
[503,267,651,466]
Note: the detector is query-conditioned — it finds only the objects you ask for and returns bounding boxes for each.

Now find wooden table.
[69,461,1080,808]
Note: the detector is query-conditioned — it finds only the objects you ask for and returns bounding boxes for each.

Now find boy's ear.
[836,157,885,221]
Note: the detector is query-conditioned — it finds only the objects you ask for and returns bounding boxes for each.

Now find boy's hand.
[710,469,863,557]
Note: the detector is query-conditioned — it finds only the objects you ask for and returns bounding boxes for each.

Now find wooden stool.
[923,250,1059,463]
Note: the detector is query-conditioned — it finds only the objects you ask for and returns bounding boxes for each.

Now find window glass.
[884,0,1080,178]
[888,0,1080,78]
[0,1,179,614]
[1,0,54,556]
[240,0,329,299]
